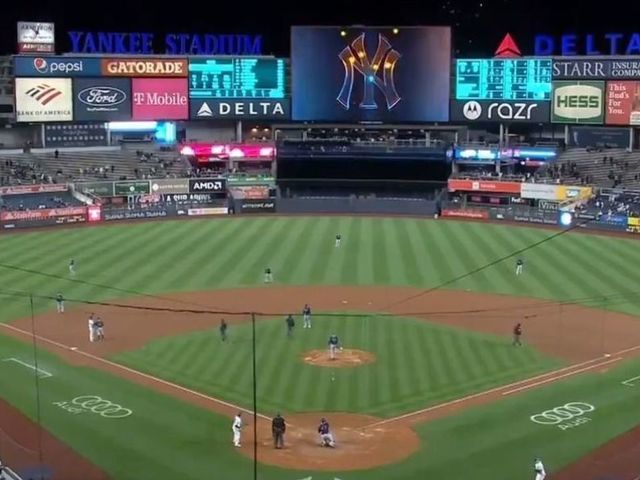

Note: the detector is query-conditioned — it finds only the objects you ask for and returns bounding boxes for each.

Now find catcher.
[318,417,336,447]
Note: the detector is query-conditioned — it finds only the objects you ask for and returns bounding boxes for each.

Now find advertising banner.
[114,181,150,195]
[553,59,640,80]
[456,58,552,100]
[551,81,605,124]
[555,185,592,200]
[78,182,115,197]
[291,26,451,122]
[15,78,73,122]
[447,179,522,194]
[450,100,550,123]
[14,56,101,77]
[44,123,108,148]
[568,126,629,148]
[188,178,227,193]
[132,78,188,120]
[520,183,557,200]
[73,78,132,121]
[441,209,489,219]
[605,81,640,126]
[17,22,55,53]
[240,199,276,213]
[187,207,229,216]
[228,185,270,199]
[103,208,170,221]
[150,178,189,194]
[0,184,67,195]
[0,206,86,221]
[189,99,290,120]
[628,216,640,234]
[101,58,188,77]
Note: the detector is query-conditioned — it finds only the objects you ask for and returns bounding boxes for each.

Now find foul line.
[621,375,640,387]
[1,357,52,378]
[365,345,640,429]
[501,357,622,396]
[0,323,270,421]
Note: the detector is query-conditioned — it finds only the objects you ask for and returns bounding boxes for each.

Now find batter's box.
[621,375,640,387]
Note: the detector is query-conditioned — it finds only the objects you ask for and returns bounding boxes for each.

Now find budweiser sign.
[101,58,187,77]
[0,184,67,195]
[1,206,86,221]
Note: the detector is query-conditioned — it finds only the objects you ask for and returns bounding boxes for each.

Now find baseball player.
[302,304,312,329]
[272,413,286,449]
[88,313,96,342]
[513,322,523,346]
[68,259,76,276]
[534,457,546,480]
[95,317,105,341]
[335,234,342,247]
[264,267,273,283]
[516,258,524,275]
[232,412,243,447]
[318,418,336,447]
[328,334,340,360]
[286,314,295,337]
[220,319,228,342]
[55,293,64,314]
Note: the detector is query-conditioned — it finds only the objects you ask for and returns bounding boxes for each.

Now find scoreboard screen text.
[456,59,552,101]
[189,57,285,99]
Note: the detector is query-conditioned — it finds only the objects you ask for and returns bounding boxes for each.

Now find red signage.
[605,81,640,126]
[448,179,522,194]
[1,206,86,221]
[131,78,188,120]
[494,33,522,58]
[442,209,489,220]
[0,184,67,196]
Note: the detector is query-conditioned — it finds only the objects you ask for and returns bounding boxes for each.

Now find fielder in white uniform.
[69,259,76,276]
[328,334,340,360]
[88,314,96,342]
[534,458,546,480]
[232,412,243,447]
[335,234,342,247]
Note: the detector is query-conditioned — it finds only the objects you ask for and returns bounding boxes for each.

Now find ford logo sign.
[78,86,126,107]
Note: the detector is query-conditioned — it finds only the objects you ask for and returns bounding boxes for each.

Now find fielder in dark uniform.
[318,418,336,447]
[513,322,523,346]
[272,413,286,449]
[286,314,295,337]
[220,319,228,342]
[56,293,64,313]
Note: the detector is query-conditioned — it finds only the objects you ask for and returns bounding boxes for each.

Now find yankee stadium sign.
[67,31,263,55]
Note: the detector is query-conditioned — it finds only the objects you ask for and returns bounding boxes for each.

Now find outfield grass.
[1,217,640,479]
[114,314,560,417]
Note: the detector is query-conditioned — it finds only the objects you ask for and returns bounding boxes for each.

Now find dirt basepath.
[3,286,640,473]
[0,398,108,480]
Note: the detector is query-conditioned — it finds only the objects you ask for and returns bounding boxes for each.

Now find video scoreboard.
[189,57,285,99]
[456,59,552,101]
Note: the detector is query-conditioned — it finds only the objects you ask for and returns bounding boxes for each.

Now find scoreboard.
[189,57,285,99]
[456,59,552,101]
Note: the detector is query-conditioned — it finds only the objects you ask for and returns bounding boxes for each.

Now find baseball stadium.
[2,16,640,480]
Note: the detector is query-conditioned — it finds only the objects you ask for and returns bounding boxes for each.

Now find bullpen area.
[1,217,640,480]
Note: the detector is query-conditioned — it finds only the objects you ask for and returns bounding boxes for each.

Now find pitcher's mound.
[302,349,376,368]
[238,413,419,471]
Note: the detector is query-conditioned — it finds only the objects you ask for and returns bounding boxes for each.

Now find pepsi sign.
[14,56,101,77]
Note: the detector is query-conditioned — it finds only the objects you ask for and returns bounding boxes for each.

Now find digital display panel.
[456,59,552,100]
[189,58,285,99]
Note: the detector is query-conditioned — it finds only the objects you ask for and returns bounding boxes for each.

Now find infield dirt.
[4,285,640,473]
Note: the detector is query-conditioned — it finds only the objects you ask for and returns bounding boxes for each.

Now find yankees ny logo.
[337,33,401,111]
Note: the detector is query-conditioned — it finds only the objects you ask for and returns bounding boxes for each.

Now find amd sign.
[451,100,550,123]
[188,178,227,193]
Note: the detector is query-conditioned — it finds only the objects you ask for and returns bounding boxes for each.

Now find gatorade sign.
[552,81,604,124]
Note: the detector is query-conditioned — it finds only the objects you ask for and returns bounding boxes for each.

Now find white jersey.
[88,318,95,330]
[233,415,242,431]
[534,460,546,476]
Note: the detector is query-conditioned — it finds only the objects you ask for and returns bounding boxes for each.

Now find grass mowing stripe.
[289,217,334,284]
[421,221,456,286]
[356,217,375,284]
[306,217,338,282]
[341,217,362,283]
[384,219,409,285]
[395,218,427,286]
[372,219,391,284]
[322,218,352,284]
[277,217,317,282]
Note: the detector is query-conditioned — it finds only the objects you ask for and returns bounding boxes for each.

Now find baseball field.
[1,216,640,480]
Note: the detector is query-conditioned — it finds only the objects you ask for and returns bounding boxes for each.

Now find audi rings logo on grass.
[530,402,595,430]
[53,395,133,418]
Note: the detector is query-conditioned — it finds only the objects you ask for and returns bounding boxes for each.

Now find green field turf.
[1,217,640,479]
[114,314,560,417]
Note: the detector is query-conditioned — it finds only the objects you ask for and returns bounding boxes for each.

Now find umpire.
[272,413,286,449]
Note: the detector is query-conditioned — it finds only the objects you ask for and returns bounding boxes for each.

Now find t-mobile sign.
[132,78,188,120]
